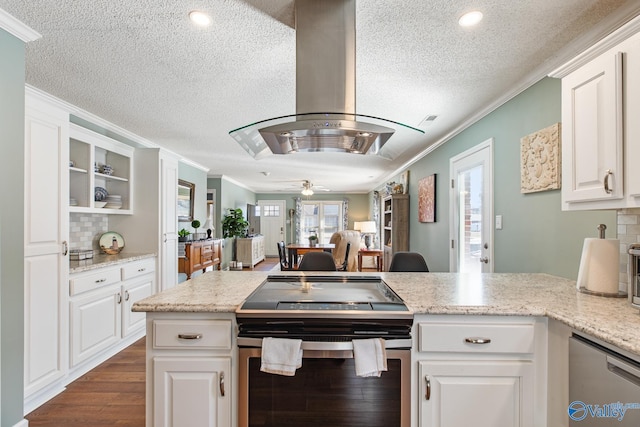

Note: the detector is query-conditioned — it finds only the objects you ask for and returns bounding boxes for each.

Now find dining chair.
[276,241,289,271]
[337,242,351,271]
[329,230,361,271]
[297,251,337,271]
[388,251,429,272]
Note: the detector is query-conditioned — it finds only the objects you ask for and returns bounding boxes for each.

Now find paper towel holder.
[577,223,627,298]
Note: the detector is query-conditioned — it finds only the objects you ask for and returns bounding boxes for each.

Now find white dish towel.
[260,337,303,376]
[353,338,387,377]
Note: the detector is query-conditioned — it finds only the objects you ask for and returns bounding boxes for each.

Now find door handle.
[603,169,613,194]
[219,372,225,397]
[424,375,431,400]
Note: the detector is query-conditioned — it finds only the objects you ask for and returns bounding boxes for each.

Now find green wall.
[0,28,26,425]
[178,162,208,232]
[403,77,616,279]
[218,178,256,267]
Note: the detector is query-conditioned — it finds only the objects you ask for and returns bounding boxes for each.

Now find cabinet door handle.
[177,333,203,340]
[116,292,122,304]
[219,372,225,397]
[62,240,68,256]
[464,337,491,344]
[124,290,130,301]
[424,375,431,400]
[604,169,613,194]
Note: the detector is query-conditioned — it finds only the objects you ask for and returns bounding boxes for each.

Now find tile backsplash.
[617,208,640,292]
[69,213,108,251]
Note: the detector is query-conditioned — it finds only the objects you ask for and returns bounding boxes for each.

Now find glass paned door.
[450,140,493,273]
[457,165,483,273]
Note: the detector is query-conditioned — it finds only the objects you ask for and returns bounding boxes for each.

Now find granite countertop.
[70,252,156,274]
[132,271,640,356]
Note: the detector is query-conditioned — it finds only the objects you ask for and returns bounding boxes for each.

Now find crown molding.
[0,8,40,42]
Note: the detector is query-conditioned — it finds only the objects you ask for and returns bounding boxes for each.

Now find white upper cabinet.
[561,51,623,204]
[69,123,134,214]
[551,16,640,210]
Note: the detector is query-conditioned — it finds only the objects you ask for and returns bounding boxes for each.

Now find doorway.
[258,200,286,257]
[449,139,494,273]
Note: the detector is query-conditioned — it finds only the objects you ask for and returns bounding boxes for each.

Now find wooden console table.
[178,239,221,279]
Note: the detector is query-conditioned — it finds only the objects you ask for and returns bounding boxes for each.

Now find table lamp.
[359,221,377,249]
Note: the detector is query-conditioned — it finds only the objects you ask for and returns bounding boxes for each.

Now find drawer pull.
[178,333,203,340]
[219,372,225,397]
[425,375,431,400]
[137,268,146,272]
[465,337,491,344]
[95,278,107,283]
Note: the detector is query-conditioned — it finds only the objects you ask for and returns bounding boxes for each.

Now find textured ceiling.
[4,0,640,193]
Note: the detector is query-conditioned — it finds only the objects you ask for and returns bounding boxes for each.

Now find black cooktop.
[236,275,411,319]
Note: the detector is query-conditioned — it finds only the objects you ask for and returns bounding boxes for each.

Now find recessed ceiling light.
[458,10,483,27]
[189,10,211,27]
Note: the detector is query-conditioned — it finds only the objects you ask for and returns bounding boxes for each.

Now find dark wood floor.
[26,337,147,426]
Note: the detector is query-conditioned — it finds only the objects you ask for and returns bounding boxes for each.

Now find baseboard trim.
[14,419,29,427]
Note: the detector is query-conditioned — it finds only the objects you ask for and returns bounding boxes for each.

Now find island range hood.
[229,0,423,158]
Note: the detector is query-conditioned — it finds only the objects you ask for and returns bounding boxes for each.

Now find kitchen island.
[133,270,639,354]
[133,271,640,427]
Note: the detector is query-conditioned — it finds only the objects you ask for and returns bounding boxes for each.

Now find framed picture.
[178,179,195,222]
[418,174,436,223]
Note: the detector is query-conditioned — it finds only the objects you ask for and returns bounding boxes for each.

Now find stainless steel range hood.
[229,0,423,158]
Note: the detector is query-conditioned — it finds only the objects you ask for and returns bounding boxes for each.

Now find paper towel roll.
[576,238,620,294]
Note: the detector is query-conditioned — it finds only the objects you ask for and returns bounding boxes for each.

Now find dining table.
[285,243,335,270]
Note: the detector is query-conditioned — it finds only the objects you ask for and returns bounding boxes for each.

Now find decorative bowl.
[94,186,108,201]
[95,201,107,208]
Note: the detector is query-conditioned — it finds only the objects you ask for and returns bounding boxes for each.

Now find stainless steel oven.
[236,275,413,427]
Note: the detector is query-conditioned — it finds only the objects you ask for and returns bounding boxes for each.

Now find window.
[261,205,280,217]
[300,201,344,244]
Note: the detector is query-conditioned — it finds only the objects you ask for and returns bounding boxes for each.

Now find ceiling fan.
[301,180,330,196]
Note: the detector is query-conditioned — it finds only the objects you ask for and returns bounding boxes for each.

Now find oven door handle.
[237,337,412,351]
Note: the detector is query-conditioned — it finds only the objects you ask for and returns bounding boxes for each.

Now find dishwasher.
[569,333,640,425]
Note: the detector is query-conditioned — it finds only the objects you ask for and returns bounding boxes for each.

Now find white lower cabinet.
[71,282,122,366]
[414,315,546,427]
[123,277,153,337]
[145,313,235,427]
[419,360,533,427]
[69,258,155,369]
[236,236,265,269]
[153,357,231,427]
